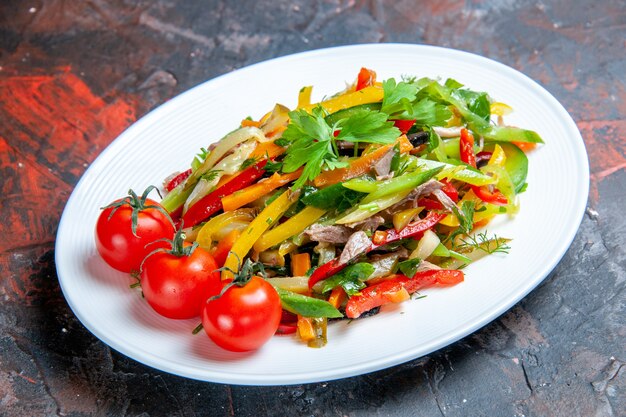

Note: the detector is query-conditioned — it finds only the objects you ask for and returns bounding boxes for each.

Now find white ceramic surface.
[56,44,589,385]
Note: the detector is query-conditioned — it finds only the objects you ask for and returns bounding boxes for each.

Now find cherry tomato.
[141,243,221,319]
[202,276,282,352]
[95,188,175,273]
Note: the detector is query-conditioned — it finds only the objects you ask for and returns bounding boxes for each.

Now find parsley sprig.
[281,106,400,189]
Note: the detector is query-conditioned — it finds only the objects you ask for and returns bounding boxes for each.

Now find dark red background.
[1,1,624,415]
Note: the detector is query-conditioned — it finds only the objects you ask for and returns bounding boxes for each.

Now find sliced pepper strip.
[460,128,477,168]
[248,141,285,160]
[253,205,327,253]
[300,86,384,114]
[371,212,447,247]
[314,143,394,187]
[460,128,509,206]
[164,169,192,192]
[221,190,296,280]
[221,168,302,212]
[345,270,464,318]
[356,67,377,91]
[181,159,267,227]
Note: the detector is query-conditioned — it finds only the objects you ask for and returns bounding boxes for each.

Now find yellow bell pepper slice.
[300,86,383,114]
[253,205,327,253]
[297,86,313,109]
[488,144,507,167]
[222,191,297,280]
[490,102,513,117]
[195,209,255,250]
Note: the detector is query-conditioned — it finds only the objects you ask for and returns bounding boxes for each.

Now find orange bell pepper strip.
[248,141,286,160]
[328,287,347,309]
[291,253,311,277]
[313,143,394,187]
[313,135,412,188]
[240,119,261,128]
[297,316,316,341]
[221,169,302,212]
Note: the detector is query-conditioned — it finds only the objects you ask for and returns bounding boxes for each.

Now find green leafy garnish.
[264,159,283,173]
[395,258,422,278]
[300,183,366,212]
[282,105,402,188]
[281,108,346,189]
[459,232,511,255]
[381,78,418,115]
[200,170,221,182]
[240,156,261,170]
[274,287,343,318]
[321,263,375,296]
[449,201,476,241]
[335,109,400,144]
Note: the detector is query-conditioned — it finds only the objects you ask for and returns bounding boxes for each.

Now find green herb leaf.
[381,78,418,115]
[264,159,283,173]
[240,156,261,170]
[459,232,511,255]
[281,108,345,189]
[395,258,422,278]
[274,287,343,318]
[300,182,366,212]
[321,263,375,295]
[336,109,400,144]
[408,98,453,126]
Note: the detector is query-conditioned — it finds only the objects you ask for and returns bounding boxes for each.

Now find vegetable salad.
[96,67,542,351]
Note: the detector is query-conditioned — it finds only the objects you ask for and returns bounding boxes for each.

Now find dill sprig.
[458,232,511,255]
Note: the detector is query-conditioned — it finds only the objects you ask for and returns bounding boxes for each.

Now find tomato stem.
[192,323,204,335]
[101,185,174,237]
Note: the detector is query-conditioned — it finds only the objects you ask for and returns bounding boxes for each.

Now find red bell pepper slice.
[308,211,446,289]
[276,310,298,335]
[345,269,464,318]
[345,280,404,319]
[181,159,268,227]
[308,258,344,289]
[416,179,458,210]
[371,211,446,247]
[416,197,443,211]
[459,128,477,168]
[460,129,508,206]
[440,179,459,202]
[164,169,192,192]
[356,67,376,91]
[472,185,508,206]
[392,119,416,135]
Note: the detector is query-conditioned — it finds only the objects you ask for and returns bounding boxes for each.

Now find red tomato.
[95,196,174,273]
[202,276,282,352]
[141,244,221,319]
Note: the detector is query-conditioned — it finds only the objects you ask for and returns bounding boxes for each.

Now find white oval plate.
[56,44,588,385]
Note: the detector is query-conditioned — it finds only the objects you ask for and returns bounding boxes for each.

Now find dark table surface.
[1,1,625,416]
